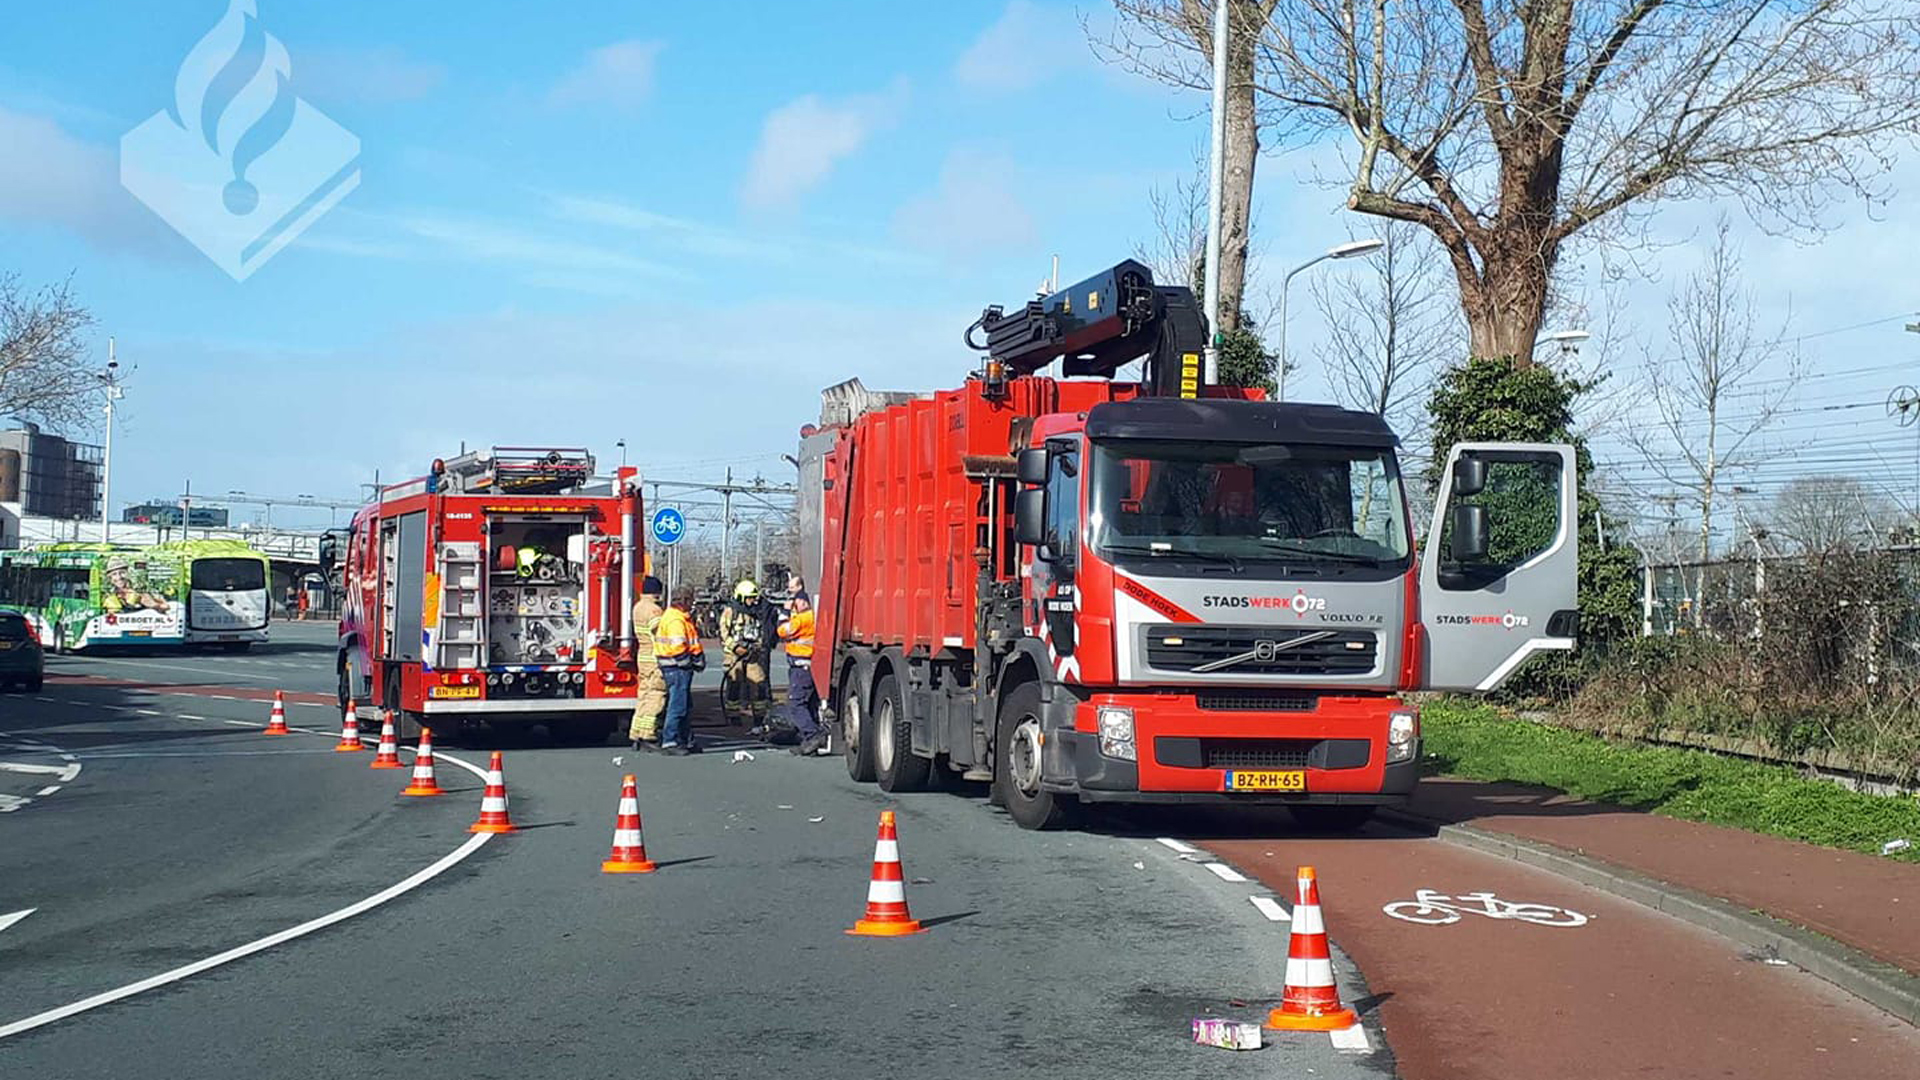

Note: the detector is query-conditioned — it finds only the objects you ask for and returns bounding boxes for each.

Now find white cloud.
[955,1,1088,93]
[295,45,447,105]
[548,40,662,109]
[396,213,694,283]
[740,80,908,212]
[893,149,1036,261]
[0,105,180,256]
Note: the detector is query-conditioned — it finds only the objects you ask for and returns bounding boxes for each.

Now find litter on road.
[1191,1019,1262,1050]
[732,750,755,762]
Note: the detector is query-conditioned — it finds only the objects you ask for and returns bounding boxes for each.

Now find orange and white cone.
[601,775,656,873]
[468,751,517,833]
[369,711,404,769]
[333,699,365,751]
[263,691,290,735]
[400,728,443,796]
[1266,866,1359,1031]
[847,810,924,936]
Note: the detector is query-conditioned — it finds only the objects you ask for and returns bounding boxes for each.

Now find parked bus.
[0,540,270,652]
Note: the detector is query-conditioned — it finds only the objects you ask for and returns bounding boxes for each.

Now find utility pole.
[754,518,764,585]
[99,338,123,542]
[721,467,733,585]
[1201,0,1228,386]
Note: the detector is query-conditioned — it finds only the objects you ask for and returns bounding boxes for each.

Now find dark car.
[0,610,45,692]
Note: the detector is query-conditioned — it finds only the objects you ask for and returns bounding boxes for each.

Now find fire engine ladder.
[435,541,484,669]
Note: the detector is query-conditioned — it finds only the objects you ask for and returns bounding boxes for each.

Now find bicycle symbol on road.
[1383,889,1589,927]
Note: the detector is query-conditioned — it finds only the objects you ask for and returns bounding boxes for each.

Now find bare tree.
[1309,220,1455,431]
[1099,0,1278,334]
[1136,152,1210,286]
[1631,218,1802,623]
[1103,0,1920,365]
[1,274,97,430]
[1766,475,1898,554]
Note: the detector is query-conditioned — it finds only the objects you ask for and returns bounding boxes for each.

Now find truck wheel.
[336,663,351,715]
[872,673,931,793]
[995,682,1077,831]
[840,677,876,783]
[1285,805,1376,833]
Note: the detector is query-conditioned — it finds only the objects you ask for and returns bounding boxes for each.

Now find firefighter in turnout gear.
[627,576,668,750]
[719,579,776,731]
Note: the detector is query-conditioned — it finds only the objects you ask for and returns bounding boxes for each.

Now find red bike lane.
[1199,829,1920,1080]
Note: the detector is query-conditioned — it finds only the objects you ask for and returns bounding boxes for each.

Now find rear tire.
[872,673,931,793]
[995,682,1077,831]
[1285,805,1376,833]
[840,676,876,782]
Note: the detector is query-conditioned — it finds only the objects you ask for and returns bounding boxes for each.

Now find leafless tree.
[1098,0,1277,334]
[1136,151,1210,286]
[1765,475,1898,554]
[1,274,97,431]
[1309,220,1455,433]
[1630,218,1802,623]
[1102,0,1920,365]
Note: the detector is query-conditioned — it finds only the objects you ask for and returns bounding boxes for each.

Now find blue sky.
[2,0,1917,544]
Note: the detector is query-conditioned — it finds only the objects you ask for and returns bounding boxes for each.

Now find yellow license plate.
[0,641,13,650]
[1225,769,1306,792]
[430,686,481,699]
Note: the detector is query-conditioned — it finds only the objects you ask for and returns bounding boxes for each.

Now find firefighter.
[654,587,706,756]
[779,591,825,756]
[627,576,668,751]
[718,579,776,731]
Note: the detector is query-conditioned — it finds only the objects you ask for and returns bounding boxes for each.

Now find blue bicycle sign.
[650,507,686,547]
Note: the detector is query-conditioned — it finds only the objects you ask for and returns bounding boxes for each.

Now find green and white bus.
[0,540,271,652]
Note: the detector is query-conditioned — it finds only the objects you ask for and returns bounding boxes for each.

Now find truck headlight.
[1387,709,1419,764]
[1097,705,1136,762]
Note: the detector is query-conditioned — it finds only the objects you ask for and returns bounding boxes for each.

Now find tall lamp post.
[1536,328,1591,354]
[1276,238,1385,401]
[98,339,123,542]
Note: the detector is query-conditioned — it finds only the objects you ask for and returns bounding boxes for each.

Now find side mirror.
[1453,456,1487,497]
[1016,447,1048,487]
[1014,489,1047,548]
[1449,504,1489,562]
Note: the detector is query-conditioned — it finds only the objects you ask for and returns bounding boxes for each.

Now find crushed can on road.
[1191,1018,1262,1050]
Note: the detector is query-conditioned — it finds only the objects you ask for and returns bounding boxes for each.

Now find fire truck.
[797,259,1579,829]
[336,447,647,743]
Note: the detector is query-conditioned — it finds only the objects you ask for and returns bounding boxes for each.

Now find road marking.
[1329,1024,1371,1051]
[1383,889,1590,927]
[1155,837,1198,854]
[0,910,33,934]
[178,714,208,721]
[134,709,164,716]
[1250,896,1291,922]
[0,736,491,1041]
[0,761,82,781]
[0,795,28,812]
[1204,862,1248,883]
[50,657,287,684]
[35,786,61,796]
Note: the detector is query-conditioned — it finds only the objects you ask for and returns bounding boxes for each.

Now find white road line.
[0,795,28,812]
[56,658,287,684]
[0,833,492,1041]
[0,909,34,934]
[0,761,82,781]
[1155,837,1198,854]
[134,709,164,716]
[1329,1024,1371,1051]
[1250,896,1291,922]
[178,714,208,721]
[35,786,61,797]
[1204,862,1248,883]
[219,719,259,727]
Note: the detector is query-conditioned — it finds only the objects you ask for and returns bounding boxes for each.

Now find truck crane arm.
[964,258,1209,398]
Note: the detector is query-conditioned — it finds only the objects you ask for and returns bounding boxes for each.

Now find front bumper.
[1050,692,1419,805]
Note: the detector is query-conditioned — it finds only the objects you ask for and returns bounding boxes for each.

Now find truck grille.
[1196,690,1319,712]
[1203,739,1316,769]
[1144,625,1376,676]
[1154,736,1372,771]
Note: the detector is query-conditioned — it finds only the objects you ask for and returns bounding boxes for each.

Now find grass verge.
[1422,700,1920,864]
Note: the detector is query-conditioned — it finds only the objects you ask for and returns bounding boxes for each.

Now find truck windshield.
[1087,438,1411,568]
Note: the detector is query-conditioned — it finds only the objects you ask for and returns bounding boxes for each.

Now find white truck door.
[1419,443,1579,691]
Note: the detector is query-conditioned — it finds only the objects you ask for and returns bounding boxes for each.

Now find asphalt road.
[0,623,1387,1079]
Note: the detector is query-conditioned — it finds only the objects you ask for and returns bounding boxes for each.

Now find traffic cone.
[847,810,925,936]
[369,711,404,769]
[601,775,656,873]
[263,691,290,735]
[469,751,517,833]
[333,699,365,751]
[400,728,443,796]
[1266,866,1359,1031]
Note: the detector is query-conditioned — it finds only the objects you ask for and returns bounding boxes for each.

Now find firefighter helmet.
[734,579,760,601]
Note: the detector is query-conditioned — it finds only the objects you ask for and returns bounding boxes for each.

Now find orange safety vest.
[779,609,815,662]
[654,607,704,667]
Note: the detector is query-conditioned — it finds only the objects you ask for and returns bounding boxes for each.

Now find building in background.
[122,500,230,528]
[0,424,103,521]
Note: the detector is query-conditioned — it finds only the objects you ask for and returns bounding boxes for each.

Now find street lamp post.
[98,339,123,542]
[1276,238,1385,402]
[1201,0,1229,385]
[1536,328,1591,354]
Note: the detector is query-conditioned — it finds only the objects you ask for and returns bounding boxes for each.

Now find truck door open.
[1419,443,1578,691]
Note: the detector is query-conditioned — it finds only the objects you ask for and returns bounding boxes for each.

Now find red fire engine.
[335,447,646,743]
[798,260,1579,829]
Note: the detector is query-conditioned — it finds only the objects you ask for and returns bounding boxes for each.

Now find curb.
[1383,810,1920,1027]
